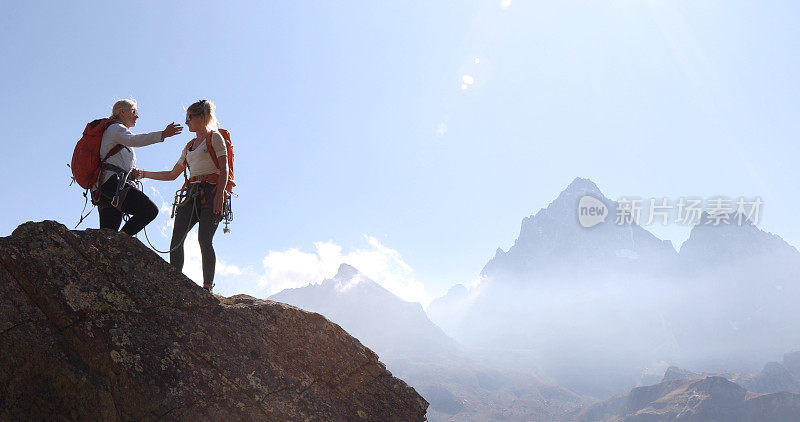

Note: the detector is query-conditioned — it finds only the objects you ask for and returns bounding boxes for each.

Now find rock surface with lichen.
[0,221,428,421]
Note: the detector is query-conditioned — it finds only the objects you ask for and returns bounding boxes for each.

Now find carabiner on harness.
[222,192,233,233]
[171,184,201,218]
[99,163,130,209]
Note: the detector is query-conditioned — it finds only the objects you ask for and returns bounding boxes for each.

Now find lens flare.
[435,123,448,137]
[501,0,512,9]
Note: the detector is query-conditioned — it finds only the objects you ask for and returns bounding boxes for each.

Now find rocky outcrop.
[661,356,800,395]
[782,351,800,379]
[733,362,800,394]
[569,376,800,422]
[0,221,427,421]
[661,366,700,382]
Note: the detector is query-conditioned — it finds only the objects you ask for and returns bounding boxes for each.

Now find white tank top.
[176,131,227,178]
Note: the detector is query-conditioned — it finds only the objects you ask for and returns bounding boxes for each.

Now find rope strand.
[136,181,199,254]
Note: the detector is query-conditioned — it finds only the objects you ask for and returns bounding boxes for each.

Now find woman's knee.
[143,200,159,223]
[198,236,215,253]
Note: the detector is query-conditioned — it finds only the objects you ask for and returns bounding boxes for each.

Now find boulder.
[0,221,427,421]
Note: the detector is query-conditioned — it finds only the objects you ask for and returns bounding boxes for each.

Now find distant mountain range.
[268,177,800,418]
[570,352,800,421]
[570,376,800,422]
[481,178,677,281]
[428,177,800,398]
[661,351,800,396]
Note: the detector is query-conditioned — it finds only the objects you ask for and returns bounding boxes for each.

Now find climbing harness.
[139,181,232,254]
[71,141,130,229]
[73,164,130,229]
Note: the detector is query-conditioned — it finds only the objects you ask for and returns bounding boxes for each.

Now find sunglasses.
[185,113,201,123]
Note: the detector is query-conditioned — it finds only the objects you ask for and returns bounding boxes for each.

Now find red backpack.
[70,118,128,189]
[183,128,236,194]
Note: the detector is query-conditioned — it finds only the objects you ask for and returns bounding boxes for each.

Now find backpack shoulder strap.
[102,144,129,163]
[100,122,131,163]
[205,131,221,169]
[184,140,193,154]
[182,140,193,185]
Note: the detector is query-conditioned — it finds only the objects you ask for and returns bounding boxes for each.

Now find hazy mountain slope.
[270,263,459,361]
[270,264,589,421]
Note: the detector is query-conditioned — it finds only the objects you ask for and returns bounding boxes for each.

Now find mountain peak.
[481,177,678,279]
[564,177,603,197]
[335,263,360,279]
[536,177,610,218]
[679,211,799,264]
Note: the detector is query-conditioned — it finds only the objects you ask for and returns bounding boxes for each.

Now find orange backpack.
[183,129,235,194]
[70,118,129,189]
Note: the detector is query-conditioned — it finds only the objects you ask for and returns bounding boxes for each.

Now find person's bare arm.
[213,159,229,214]
[139,161,185,181]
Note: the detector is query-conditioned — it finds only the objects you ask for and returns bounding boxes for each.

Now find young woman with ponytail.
[140,100,227,292]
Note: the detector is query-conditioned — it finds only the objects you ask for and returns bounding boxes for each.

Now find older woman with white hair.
[94,99,182,235]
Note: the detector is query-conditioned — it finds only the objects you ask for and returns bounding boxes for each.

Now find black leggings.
[170,185,220,287]
[98,176,158,236]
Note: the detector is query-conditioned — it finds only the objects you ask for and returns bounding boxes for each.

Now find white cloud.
[142,186,426,303]
[259,246,331,294]
[182,230,204,284]
[335,273,367,293]
[468,274,487,290]
[146,186,176,237]
[259,236,430,306]
[217,259,243,276]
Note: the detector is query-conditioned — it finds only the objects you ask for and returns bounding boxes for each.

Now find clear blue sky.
[2,1,799,303]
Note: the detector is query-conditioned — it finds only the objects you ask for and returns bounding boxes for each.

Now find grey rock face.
[0,221,428,421]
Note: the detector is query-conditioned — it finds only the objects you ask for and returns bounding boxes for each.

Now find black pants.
[170,184,220,287]
[97,176,158,236]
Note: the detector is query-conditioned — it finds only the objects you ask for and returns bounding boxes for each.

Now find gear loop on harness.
[137,181,201,255]
[137,179,232,255]
[92,163,131,210]
[172,183,202,216]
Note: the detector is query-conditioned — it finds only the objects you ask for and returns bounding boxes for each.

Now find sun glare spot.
[462,74,475,85]
[500,0,512,9]
[436,123,448,137]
